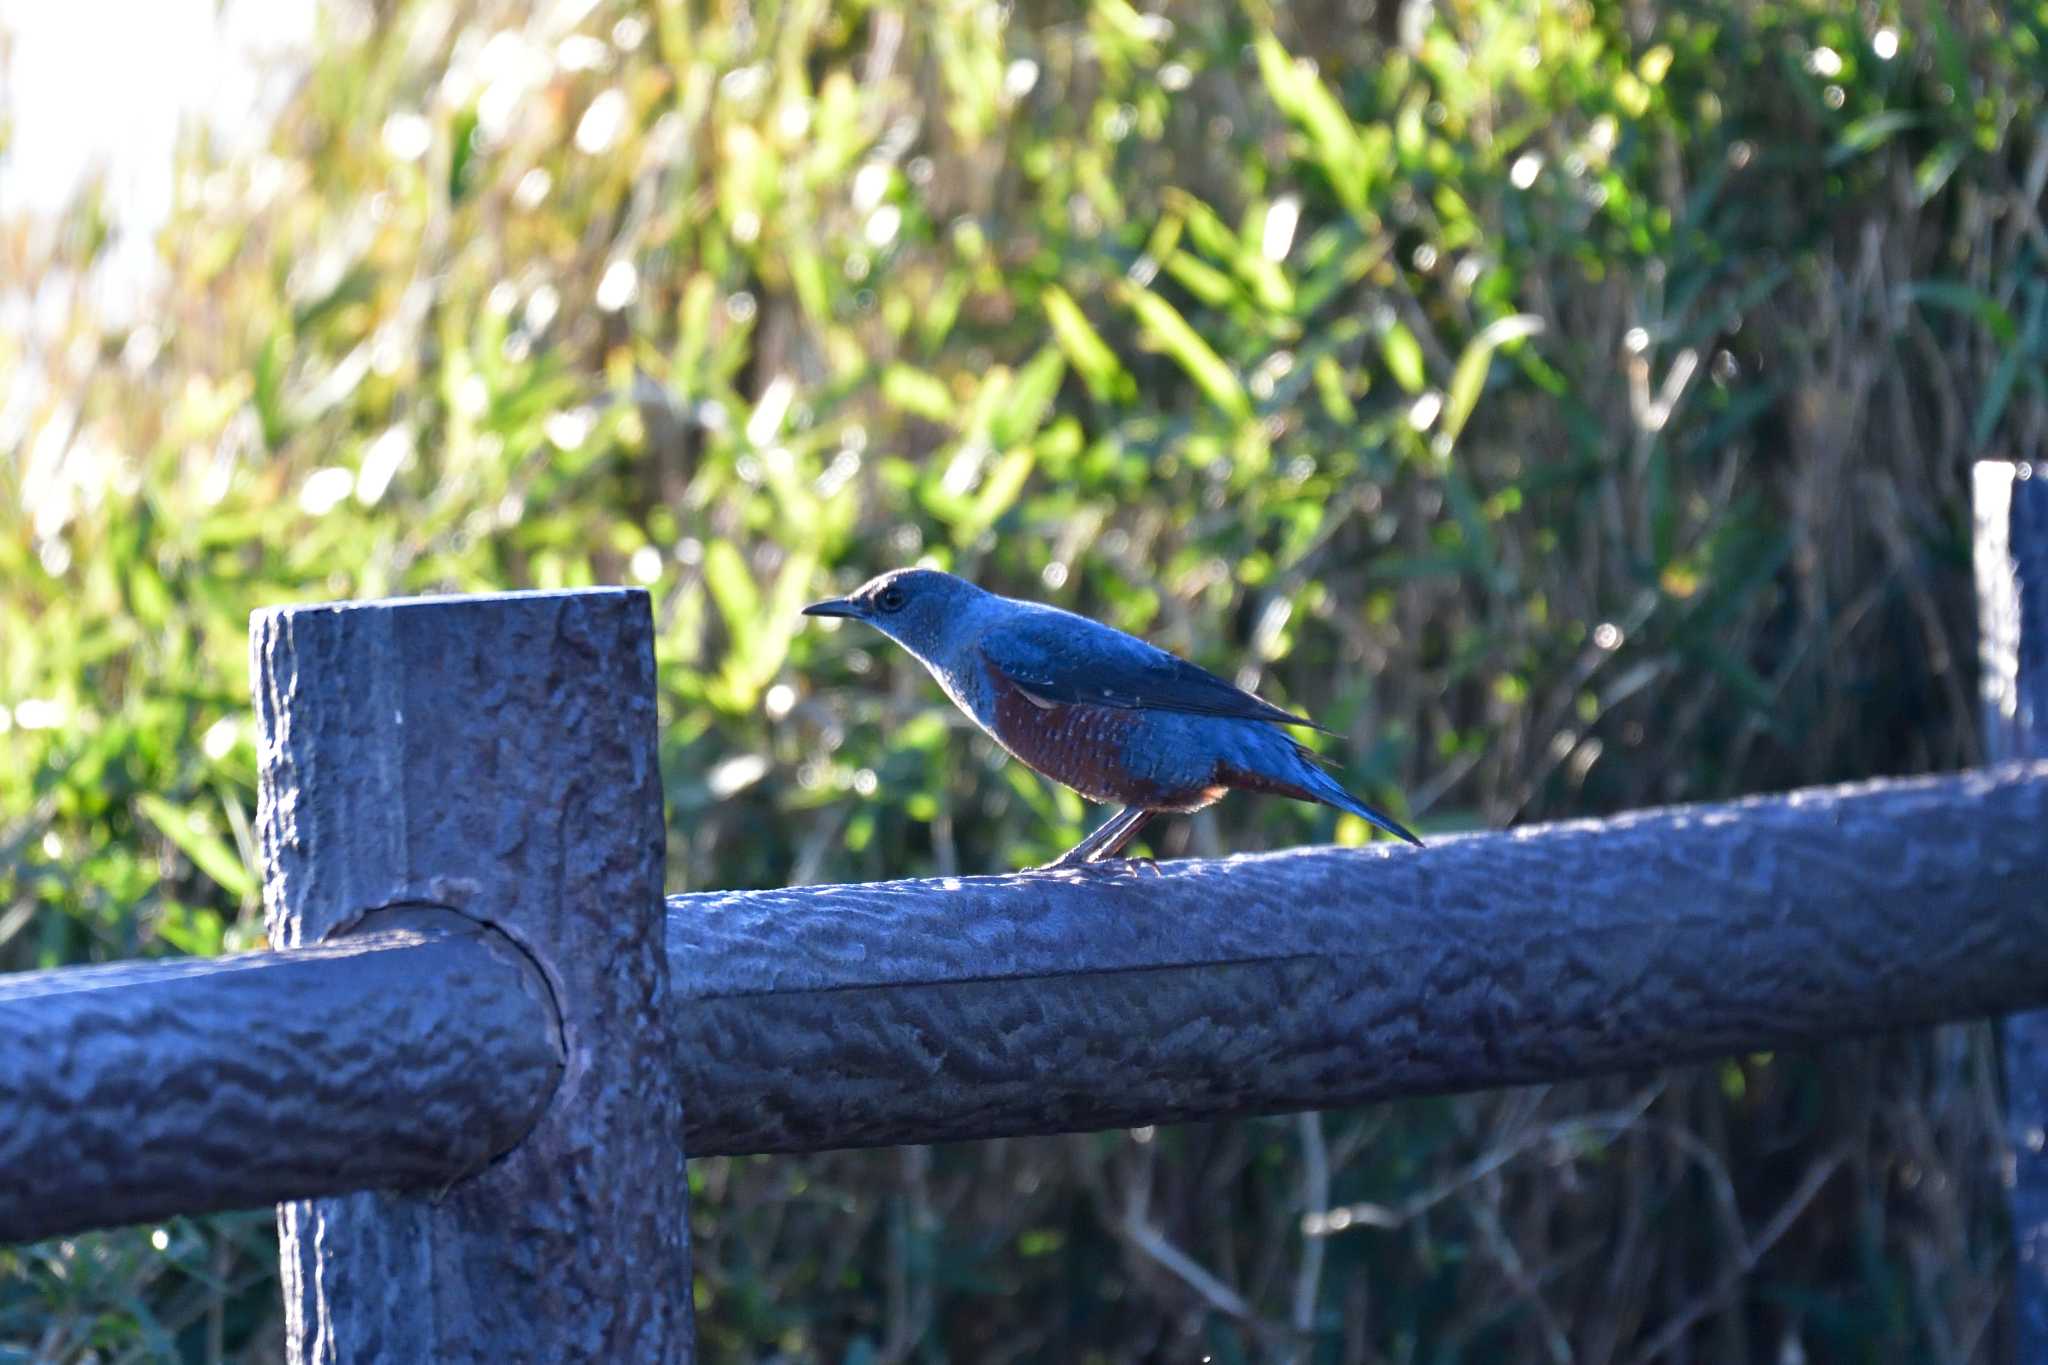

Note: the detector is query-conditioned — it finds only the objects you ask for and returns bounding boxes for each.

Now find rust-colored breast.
[984,661,1169,806]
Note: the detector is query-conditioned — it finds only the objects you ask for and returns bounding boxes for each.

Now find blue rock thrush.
[803,568,1422,869]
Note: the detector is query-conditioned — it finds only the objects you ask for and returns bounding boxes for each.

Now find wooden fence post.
[250,589,690,1363]
[1975,461,2048,1361]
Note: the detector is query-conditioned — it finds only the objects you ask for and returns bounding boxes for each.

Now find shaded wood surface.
[254,589,688,1364]
[672,763,2048,1154]
[0,912,558,1246]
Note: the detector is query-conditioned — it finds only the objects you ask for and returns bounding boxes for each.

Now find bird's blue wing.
[979,607,1327,730]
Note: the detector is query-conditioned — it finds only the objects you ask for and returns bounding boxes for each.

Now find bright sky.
[0,0,313,233]
[0,1,312,481]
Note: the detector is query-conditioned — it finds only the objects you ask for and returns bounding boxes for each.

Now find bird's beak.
[801,596,863,620]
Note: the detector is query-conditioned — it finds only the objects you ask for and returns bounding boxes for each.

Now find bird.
[802,567,1422,870]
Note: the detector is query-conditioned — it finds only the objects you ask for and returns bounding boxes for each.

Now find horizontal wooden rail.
[0,910,560,1245]
[670,760,2048,1154]
[6,762,2046,1249]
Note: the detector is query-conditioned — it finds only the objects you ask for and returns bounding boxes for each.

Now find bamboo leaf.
[1041,285,1136,403]
[957,448,1037,544]
[1251,34,1370,215]
[136,794,256,902]
[1162,251,1238,308]
[1381,322,1427,394]
[1828,110,1922,165]
[882,364,957,423]
[992,345,1066,448]
[1903,283,2016,345]
[702,538,761,659]
[1442,315,1545,446]
[1114,281,1253,423]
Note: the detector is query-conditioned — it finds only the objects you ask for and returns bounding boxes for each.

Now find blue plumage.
[804,568,1422,869]
[980,607,1326,730]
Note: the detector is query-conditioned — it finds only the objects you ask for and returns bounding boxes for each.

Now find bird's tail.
[1291,750,1424,847]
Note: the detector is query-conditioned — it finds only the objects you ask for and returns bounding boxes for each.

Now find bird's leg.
[1037,807,1157,872]
[1092,808,1158,862]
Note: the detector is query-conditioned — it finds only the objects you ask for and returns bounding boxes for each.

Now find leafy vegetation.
[2,0,2041,1358]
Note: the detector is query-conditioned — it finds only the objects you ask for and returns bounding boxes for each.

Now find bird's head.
[802,567,989,663]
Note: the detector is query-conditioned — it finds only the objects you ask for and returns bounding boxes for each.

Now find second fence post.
[250,589,691,1362]
[1976,460,2048,1362]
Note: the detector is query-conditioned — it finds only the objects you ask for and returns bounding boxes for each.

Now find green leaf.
[958,367,1013,448]
[1913,141,1968,204]
[991,345,1066,448]
[702,538,761,659]
[1163,189,1242,263]
[1041,286,1136,403]
[1251,34,1371,216]
[1381,322,1427,393]
[1828,110,1922,165]
[758,548,819,682]
[1162,251,1238,307]
[955,448,1037,544]
[136,794,256,902]
[1313,354,1357,423]
[704,542,816,712]
[1903,283,2016,345]
[673,273,717,387]
[1442,315,1545,446]
[1115,281,1252,423]
[1973,281,2046,450]
[881,365,957,423]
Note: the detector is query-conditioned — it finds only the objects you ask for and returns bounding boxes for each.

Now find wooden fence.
[2,461,2045,1362]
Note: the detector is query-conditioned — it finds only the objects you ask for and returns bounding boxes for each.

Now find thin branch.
[1287,1112,1332,1363]
[1305,1086,1665,1238]
[1624,1148,1848,1365]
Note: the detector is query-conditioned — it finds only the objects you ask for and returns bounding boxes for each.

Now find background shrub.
[2,0,2040,1358]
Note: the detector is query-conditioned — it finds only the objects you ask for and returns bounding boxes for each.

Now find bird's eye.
[876,585,908,613]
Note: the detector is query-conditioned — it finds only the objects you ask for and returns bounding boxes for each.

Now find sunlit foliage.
[2,0,2040,1358]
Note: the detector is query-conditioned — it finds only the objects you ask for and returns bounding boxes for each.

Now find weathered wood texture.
[0,912,558,1246]
[1976,460,2048,1361]
[671,762,2048,1156]
[252,589,687,1364]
